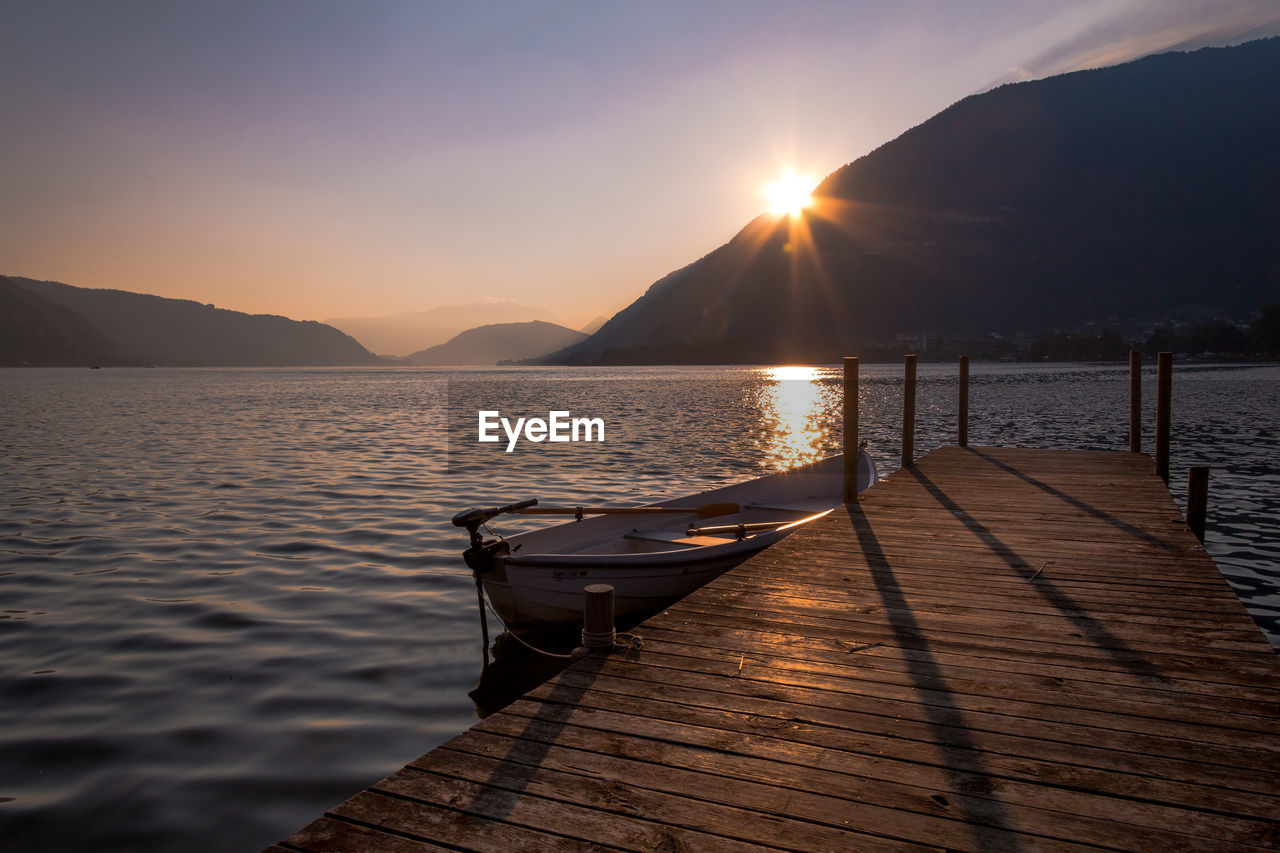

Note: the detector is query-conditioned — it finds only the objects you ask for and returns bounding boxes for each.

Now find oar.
[686,520,792,537]
[518,502,739,518]
[689,508,834,537]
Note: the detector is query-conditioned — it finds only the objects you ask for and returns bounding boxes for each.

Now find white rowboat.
[454,450,875,631]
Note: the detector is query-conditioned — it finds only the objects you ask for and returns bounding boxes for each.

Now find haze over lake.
[1,362,1276,851]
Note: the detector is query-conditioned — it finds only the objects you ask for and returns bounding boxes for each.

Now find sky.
[3,1,1278,329]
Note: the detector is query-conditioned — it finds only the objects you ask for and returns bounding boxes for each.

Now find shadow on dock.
[968,447,1180,552]
[464,654,606,820]
[901,458,1172,686]
[903,461,1169,685]
[844,501,1018,851]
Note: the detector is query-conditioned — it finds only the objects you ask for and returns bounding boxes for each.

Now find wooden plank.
[409,747,943,852]
[492,669,1280,814]
[635,618,1280,711]
[475,702,1280,850]
[271,446,1280,852]
[580,644,1280,754]
[665,587,1270,653]
[371,765,785,853]
[272,818,455,852]
[700,579,1262,641]
[708,569,1256,622]
[510,667,1280,784]
[653,603,1280,682]
[633,624,1280,719]
[324,789,615,852]
[441,727,1277,852]
[641,611,1280,702]
[612,630,1280,730]
[466,709,1280,835]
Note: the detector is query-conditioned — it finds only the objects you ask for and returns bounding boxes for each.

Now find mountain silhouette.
[545,39,1280,364]
[406,320,587,365]
[326,301,558,357]
[1,276,138,366]
[9,277,383,367]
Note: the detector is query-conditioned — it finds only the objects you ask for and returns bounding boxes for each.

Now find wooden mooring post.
[842,356,859,502]
[575,584,616,656]
[958,355,969,448]
[1156,351,1172,483]
[902,354,917,468]
[1129,350,1141,453]
[1187,465,1209,543]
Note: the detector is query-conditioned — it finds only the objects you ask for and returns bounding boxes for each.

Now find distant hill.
[327,301,558,357]
[0,276,138,366]
[579,315,608,335]
[9,277,384,367]
[407,320,587,365]
[545,39,1280,364]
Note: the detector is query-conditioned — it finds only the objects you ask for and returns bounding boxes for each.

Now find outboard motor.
[452,498,538,573]
[452,498,538,670]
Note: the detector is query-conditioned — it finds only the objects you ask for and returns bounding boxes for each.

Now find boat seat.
[623,530,735,547]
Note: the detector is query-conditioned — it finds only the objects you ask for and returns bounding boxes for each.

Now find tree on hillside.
[1252,303,1280,357]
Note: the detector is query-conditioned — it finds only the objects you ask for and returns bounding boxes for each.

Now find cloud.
[994,0,1280,86]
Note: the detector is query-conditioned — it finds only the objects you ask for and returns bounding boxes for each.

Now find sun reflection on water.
[750,365,838,470]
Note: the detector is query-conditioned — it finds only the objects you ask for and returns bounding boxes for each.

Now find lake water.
[2,362,1277,851]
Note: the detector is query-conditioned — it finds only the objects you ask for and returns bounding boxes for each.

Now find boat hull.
[483,529,788,629]
[469,450,875,631]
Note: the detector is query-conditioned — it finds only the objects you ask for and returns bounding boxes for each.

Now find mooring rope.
[481,595,642,660]
[481,596,575,659]
[579,626,617,648]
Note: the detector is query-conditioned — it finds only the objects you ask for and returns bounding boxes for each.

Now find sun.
[765,170,816,216]
[767,365,820,382]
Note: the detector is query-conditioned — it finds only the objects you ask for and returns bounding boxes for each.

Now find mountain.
[9,277,383,367]
[326,301,558,357]
[0,276,138,366]
[406,320,587,365]
[579,315,609,335]
[546,39,1280,364]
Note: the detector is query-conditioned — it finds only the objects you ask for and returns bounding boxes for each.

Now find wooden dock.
[271,446,1280,852]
